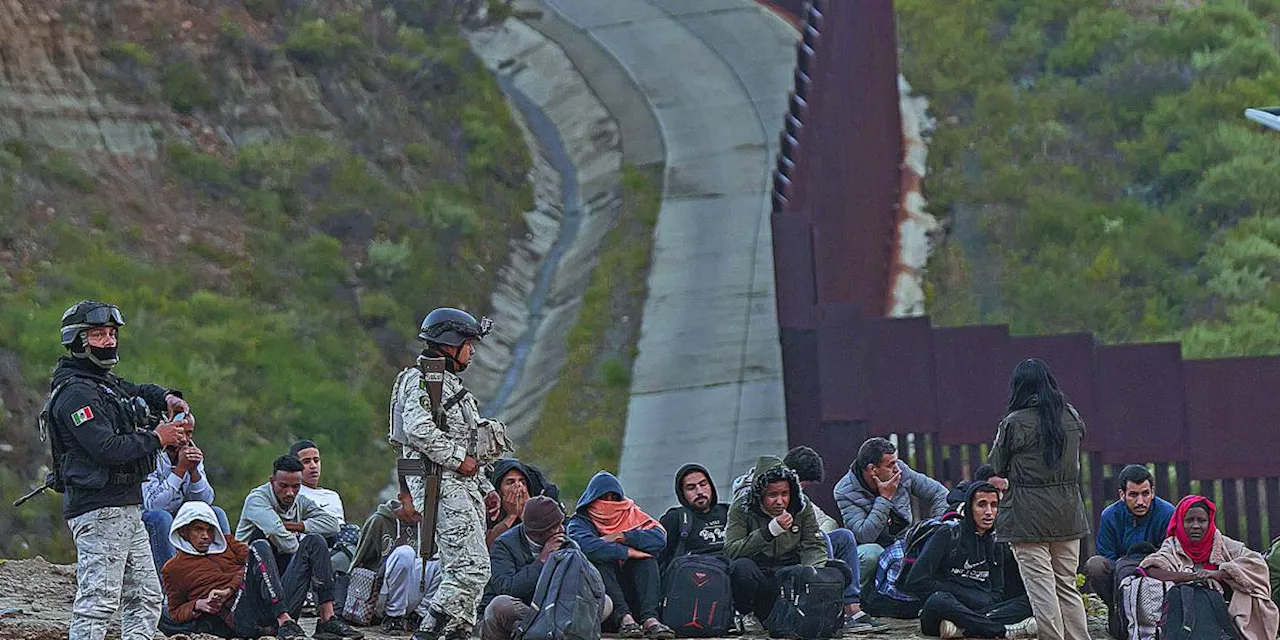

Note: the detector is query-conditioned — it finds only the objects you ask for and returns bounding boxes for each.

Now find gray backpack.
[517,548,606,640]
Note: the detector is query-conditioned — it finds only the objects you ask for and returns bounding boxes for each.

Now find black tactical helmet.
[418,308,492,346]
[60,300,125,346]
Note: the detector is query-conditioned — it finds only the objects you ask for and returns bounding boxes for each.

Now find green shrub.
[366,238,413,285]
[283,19,362,65]
[104,41,155,67]
[405,143,432,166]
[384,53,422,77]
[161,61,215,114]
[601,357,630,389]
[218,16,248,43]
[168,145,234,197]
[243,0,280,21]
[358,291,402,323]
[418,190,479,234]
[36,151,95,192]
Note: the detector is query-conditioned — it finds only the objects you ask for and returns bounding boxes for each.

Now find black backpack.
[517,548,606,640]
[764,564,846,639]
[1159,583,1239,640]
[876,513,962,599]
[661,553,733,637]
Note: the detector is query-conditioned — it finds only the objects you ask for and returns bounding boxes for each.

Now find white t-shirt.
[299,485,346,523]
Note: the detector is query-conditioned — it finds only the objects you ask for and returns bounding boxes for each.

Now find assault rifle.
[398,356,446,589]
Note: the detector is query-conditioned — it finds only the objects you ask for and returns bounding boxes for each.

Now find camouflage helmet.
[60,300,125,347]
[418,307,492,347]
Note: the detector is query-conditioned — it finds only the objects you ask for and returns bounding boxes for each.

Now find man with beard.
[235,455,341,568]
[902,482,1035,639]
[658,464,729,572]
[1082,464,1174,633]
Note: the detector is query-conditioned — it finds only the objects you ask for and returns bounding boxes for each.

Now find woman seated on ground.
[1139,495,1278,639]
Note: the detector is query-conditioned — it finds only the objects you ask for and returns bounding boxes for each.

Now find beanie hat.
[522,496,564,538]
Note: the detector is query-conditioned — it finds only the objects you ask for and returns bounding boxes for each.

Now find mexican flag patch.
[71,406,94,426]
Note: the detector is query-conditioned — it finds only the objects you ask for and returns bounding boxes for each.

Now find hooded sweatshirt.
[658,463,730,570]
[162,501,251,624]
[235,482,340,555]
[352,499,418,571]
[487,458,562,526]
[724,456,826,568]
[567,471,666,564]
[901,483,1015,611]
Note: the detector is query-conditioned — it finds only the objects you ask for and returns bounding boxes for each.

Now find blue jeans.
[142,505,230,580]
[824,528,861,605]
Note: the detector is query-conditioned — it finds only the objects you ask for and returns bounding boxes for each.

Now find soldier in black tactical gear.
[50,300,192,640]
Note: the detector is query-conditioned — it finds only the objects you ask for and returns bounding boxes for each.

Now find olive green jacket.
[724,456,827,567]
[989,405,1091,543]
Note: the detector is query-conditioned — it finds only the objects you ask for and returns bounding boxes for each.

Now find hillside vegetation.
[0,0,529,560]
[910,0,1280,356]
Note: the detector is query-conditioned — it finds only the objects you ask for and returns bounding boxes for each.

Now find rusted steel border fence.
[768,0,1280,552]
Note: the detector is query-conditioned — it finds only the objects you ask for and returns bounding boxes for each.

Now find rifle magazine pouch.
[475,419,514,462]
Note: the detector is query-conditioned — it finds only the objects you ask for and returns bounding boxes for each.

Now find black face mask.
[87,345,119,369]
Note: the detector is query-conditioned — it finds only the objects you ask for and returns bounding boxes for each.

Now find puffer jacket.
[833,461,949,546]
[988,405,1090,543]
[724,456,826,568]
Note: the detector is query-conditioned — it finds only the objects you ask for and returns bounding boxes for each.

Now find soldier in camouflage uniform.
[393,308,513,640]
[48,301,191,640]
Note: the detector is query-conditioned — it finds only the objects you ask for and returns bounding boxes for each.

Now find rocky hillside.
[0,0,530,560]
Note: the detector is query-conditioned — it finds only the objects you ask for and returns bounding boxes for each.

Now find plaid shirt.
[874,538,917,602]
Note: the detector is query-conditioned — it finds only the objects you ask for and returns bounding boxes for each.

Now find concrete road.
[538,0,798,514]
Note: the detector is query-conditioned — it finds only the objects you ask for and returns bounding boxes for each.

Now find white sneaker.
[1004,617,1037,639]
[728,612,744,636]
[741,613,765,635]
[939,620,962,639]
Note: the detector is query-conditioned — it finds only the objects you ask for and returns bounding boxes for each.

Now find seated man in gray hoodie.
[236,455,341,569]
[834,438,949,592]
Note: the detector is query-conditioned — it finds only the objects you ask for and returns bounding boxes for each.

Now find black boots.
[411,609,469,640]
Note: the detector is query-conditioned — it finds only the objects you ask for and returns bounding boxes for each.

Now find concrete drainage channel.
[464,19,624,441]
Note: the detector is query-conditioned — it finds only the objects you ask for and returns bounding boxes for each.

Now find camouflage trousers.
[67,504,163,640]
[421,479,490,630]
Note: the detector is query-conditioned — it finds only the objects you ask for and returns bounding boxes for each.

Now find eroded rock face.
[0,1,163,158]
[464,20,623,441]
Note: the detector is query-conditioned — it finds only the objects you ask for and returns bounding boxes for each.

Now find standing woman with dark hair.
[987,359,1091,640]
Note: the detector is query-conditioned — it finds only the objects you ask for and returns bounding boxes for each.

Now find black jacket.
[658,463,729,571]
[902,486,1021,610]
[481,523,578,611]
[49,357,171,518]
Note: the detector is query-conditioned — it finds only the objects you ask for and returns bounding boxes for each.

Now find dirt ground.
[0,557,1112,639]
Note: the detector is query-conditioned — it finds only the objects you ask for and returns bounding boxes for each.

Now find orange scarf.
[586,498,662,536]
